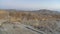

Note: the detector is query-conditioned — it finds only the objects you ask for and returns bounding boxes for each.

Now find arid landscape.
[0,9,60,34]
[1,0,60,34]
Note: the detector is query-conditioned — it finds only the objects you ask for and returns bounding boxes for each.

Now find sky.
[0,0,60,10]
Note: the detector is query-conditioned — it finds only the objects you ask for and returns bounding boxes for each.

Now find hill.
[0,9,60,34]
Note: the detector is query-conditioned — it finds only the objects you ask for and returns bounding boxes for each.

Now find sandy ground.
[0,22,40,34]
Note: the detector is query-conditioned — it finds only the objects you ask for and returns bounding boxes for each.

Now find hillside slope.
[0,9,60,34]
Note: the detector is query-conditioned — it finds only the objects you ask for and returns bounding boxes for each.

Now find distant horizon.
[0,8,60,12]
[0,0,60,11]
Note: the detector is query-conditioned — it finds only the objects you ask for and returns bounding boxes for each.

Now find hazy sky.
[0,0,60,10]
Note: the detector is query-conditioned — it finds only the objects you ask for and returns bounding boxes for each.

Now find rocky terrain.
[0,9,60,34]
